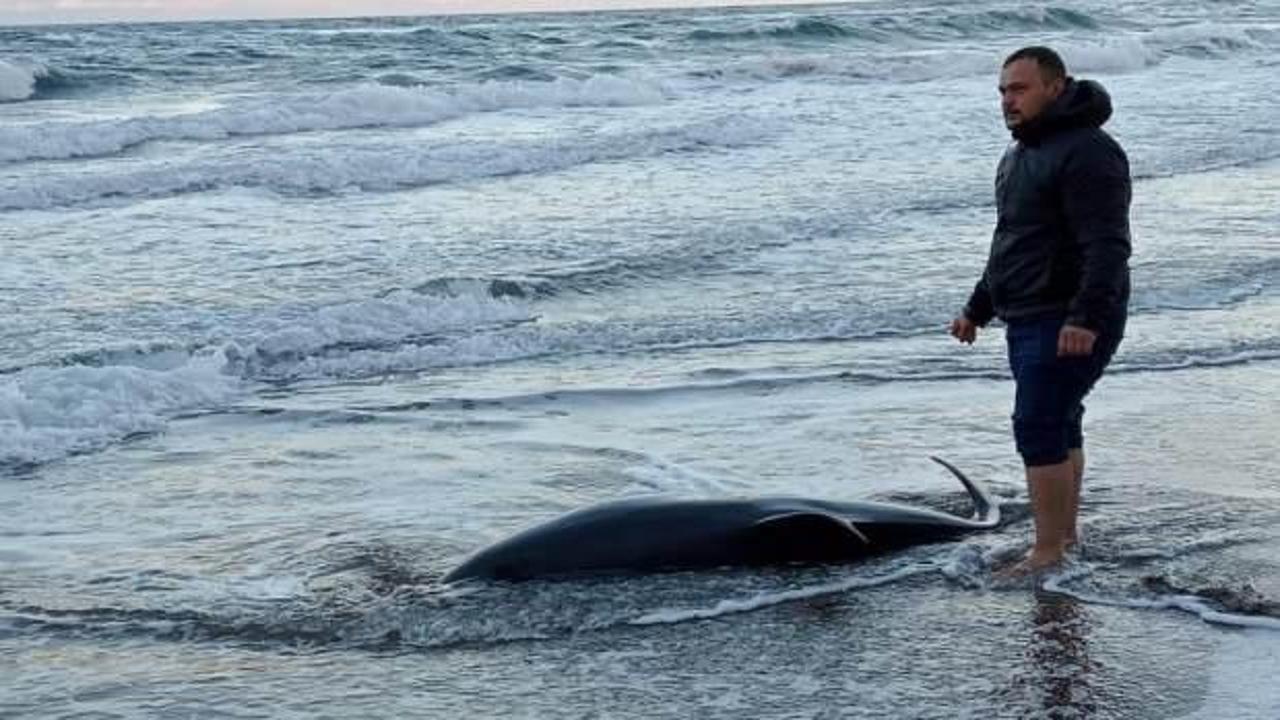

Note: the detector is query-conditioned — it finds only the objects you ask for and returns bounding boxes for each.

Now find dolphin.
[443,457,1000,583]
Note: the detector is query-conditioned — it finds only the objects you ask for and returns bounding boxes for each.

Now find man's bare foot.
[997,546,1066,578]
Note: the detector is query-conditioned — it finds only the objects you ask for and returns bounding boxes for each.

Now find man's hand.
[1058,324,1097,357]
[949,316,977,345]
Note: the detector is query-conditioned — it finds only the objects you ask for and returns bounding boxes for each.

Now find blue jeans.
[1006,313,1124,467]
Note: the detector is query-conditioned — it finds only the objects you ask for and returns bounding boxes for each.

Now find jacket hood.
[1012,78,1112,144]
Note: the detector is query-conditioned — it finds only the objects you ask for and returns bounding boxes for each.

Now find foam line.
[629,565,934,625]
[1042,573,1280,632]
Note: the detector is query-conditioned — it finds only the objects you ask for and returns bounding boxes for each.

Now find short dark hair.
[1003,46,1067,81]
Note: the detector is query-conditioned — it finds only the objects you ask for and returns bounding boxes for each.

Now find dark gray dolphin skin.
[443,457,1000,583]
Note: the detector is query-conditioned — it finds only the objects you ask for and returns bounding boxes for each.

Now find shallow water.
[2,1,1279,717]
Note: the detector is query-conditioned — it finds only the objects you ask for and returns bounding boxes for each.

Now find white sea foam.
[5,290,1270,469]
[219,311,792,382]
[0,351,238,468]
[244,320,554,382]
[0,115,775,211]
[230,289,535,372]
[0,75,668,163]
[629,564,934,625]
[0,59,42,102]
[1042,570,1280,631]
[0,289,533,468]
[621,458,750,496]
[1061,36,1160,74]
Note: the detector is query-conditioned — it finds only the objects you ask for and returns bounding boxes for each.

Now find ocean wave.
[288,23,495,55]
[368,221,795,305]
[686,18,1277,85]
[5,306,1279,470]
[691,36,1158,85]
[1132,257,1278,313]
[685,7,1104,47]
[345,367,1010,418]
[344,331,1280,413]
[374,72,427,87]
[510,31,569,46]
[1144,22,1273,57]
[687,17,866,43]
[0,58,46,102]
[3,260,1277,469]
[287,24,437,37]
[315,329,1280,408]
[924,6,1102,35]
[699,50,1000,83]
[1133,146,1280,182]
[475,64,558,82]
[410,276,557,301]
[216,302,955,385]
[0,284,946,468]
[0,115,775,211]
[1111,344,1280,376]
[222,289,536,379]
[0,351,237,470]
[29,66,87,98]
[1061,36,1161,73]
[0,288,533,469]
[0,75,669,164]
[0,58,98,102]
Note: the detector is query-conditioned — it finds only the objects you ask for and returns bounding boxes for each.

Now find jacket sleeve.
[1061,135,1132,331]
[963,275,996,327]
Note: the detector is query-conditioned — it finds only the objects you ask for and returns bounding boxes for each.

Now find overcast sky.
[0,0,836,25]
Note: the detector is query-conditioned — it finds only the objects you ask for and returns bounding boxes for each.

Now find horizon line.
[0,1,854,28]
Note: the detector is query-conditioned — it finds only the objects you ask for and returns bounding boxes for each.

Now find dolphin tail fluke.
[929,456,1000,528]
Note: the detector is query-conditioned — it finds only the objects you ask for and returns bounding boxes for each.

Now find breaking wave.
[0,75,669,164]
[6,275,1278,471]
[684,7,1104,46]
[0,58,46,102]
[0,115,775,211]
[691,36,1160,84]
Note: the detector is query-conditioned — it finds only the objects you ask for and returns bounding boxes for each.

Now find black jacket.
[964,78,1131,332]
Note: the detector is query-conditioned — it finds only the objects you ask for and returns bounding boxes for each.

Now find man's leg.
[1066,447,1084,546]
[1005,316,1083,575]
[1005,316,1121,576]
[1015,459,1075,573]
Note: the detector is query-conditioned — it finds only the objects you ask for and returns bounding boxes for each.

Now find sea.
[2,1,1279,717]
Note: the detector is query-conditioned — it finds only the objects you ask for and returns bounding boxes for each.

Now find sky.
[0,0,837,25]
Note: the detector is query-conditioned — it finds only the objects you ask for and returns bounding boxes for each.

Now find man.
[950,46,1131,575]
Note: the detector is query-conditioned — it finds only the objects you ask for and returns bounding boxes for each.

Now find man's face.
[999,59,1064,129]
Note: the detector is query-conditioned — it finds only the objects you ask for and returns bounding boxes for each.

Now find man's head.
[999,46,1067,130]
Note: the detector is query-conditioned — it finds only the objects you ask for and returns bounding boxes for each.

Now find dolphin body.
[443,457,1000,583]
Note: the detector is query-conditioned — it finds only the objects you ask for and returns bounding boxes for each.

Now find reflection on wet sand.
[1009,589,1098,718]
